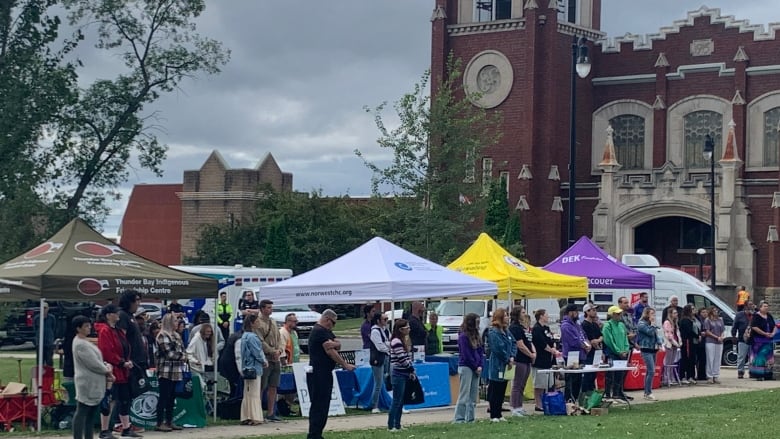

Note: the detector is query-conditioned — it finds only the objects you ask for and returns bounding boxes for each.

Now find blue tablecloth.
[278,370,356,404]
[426,354,459,375]
[352,366,392,410]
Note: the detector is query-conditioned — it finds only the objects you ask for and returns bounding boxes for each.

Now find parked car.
[271,305,321,354]
[1,301,96,346]
[138,301,163,321]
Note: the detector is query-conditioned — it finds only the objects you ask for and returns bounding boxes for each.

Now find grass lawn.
[333,318,363,336]
[0,356,34,387]
[272,389,778,439]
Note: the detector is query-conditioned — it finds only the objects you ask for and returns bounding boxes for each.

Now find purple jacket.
[560,316,587,362]
[360,320,372,349]
[457,332,484,371]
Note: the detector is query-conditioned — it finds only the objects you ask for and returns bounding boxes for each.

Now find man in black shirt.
[581,304,603,392]
[307,309,355,439]
[408,302,427,347]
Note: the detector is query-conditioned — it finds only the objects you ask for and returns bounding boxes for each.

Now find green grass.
[0,356,34,387]
[269,389,779,439]
[333,318,363,336]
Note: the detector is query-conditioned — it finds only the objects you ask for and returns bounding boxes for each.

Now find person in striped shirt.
[388,319,415,432]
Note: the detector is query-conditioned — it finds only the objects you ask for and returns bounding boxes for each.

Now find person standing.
[618,296,638,349]
[307,309,355,439]
[560,304,589,402]
[678,305,699,384]
[240,315,267,426]
[388,319,415,431]
[95,305,137,438]
[453,313,483,423]
[636,308,662,400]
[602,306,629,400]
[187,324,215,385]
[279,313,300,366]
[736,286,750,311]
[508,306,534,416]
[217,292,233,341]
[662,308,682,386]
[238,291,260,318]
[424,312,443,355]
[661,296,684,325]
[633,293,649,324]
[72,316,113,439]
[34,301,56,367]
[360,304,374,349]
[154,313,186,432]
[118,291,146,370]
[695,308,709,381]
[408,302,427,348]
[531,309,557,412]
[256,299,283,422]
[703,307,725,384]
[219,325,244,398]
[368,312,390,414]
[731,301,754,379]
[748,301,777,380]
[580,303,603,392]
[486,308,516,422]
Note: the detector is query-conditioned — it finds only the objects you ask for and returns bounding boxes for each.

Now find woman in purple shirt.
[453,313,484,423]
[360,305,374,349]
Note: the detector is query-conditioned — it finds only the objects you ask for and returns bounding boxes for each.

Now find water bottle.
[555,351,564,367]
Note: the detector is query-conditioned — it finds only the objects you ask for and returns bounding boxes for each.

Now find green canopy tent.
[0,218,218,430]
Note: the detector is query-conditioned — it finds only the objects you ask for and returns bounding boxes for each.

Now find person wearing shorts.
[256,299,284,422]
[531,309,558,412]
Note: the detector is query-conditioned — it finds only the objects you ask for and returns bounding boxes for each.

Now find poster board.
[292,363,347,418]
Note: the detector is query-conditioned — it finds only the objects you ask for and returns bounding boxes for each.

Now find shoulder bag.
[174,363,194,399]
[129,364,151,398]
[403,375,424,405]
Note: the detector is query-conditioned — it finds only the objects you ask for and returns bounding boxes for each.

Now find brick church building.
[431,0,780,299]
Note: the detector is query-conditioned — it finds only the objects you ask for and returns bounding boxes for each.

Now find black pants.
[37,345,54,367]
[564,373,582,402]
[695,342,707,380]
[604,370,626,398]
[157,378,176,425]
[219,325,229,343]
[73,401,98,439]
[680,340,696,380]
[487,379,508,419]
[307,368,333,439]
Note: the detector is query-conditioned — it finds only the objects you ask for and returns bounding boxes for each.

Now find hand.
[263,361,269,368]
[343,363,356,372]
[222,322,229,328]
[476,366,482,376]
[124,361,133,369]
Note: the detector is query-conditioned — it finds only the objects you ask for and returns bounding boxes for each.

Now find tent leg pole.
[214,293,218,422]
[37,298,44,432]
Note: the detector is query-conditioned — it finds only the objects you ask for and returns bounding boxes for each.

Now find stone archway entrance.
[634,216,713,280]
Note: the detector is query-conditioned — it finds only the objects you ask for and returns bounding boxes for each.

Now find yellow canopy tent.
[448,233,588,299]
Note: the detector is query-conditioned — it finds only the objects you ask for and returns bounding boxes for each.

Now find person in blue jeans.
[636,308,663,400]
[453,313,484,423]
[388,319,415,432]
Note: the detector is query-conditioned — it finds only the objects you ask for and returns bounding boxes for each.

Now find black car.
[1,301,96,345]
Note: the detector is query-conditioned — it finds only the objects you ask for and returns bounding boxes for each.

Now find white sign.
[355,349,370,367]
[292,363,347,418]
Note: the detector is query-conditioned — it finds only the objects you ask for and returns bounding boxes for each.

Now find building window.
[499,171,509,199]
[464,147,476,183]
[482,157,493,194]
[684,110,722,168]
[475,0,511,22]
[609,115,644,170]
[557,0,577,23]
[763,107,780,167]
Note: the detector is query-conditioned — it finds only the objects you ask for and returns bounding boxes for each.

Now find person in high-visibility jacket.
[736,286,750,311]
[424,312,443,355]
[217,292,233,340]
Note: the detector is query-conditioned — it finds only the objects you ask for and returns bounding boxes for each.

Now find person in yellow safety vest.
[736,286,750,311]
[217,292,233,340]
[425,312,443,355]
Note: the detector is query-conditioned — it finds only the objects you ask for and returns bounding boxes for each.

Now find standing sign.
[292,363,346,417]
[130,372,207,428]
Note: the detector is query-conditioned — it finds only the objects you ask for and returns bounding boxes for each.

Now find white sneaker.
[372,408,381,414]
[511,408,525,416]
[680,379,689,385]
[490,418,501,423]
[644,393,656,401]
[388,428,399,432]
[402,408,410,414]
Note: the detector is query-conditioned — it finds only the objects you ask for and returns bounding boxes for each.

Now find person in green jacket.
[217,292,233,341]
[425,312,443,355]
[602,305,631,400]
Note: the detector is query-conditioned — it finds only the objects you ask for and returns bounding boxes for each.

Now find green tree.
[356,55,502,262]
[49,0,230,224]
[484,178,509,242]
[264,217,292,268]
[503,212,525,259]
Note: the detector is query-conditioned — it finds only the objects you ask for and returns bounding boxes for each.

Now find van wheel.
[722,343,738,367]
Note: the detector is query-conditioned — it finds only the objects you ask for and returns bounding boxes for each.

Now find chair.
[31,366,61,427]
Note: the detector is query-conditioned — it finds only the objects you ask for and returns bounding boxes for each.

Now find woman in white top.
[187,324,215,384]
[662,308,682,386]
[72,316,113,439]
[369,312,391,413]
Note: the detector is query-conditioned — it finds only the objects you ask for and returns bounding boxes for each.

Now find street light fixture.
[696,247,706,282]
[568,36,591,248]
[703,134,716,292]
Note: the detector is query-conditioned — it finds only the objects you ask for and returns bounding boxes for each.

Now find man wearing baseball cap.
[603,305,631,400]
[581,304,603,392]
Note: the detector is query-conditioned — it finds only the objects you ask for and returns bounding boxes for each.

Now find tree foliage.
[356,55,502,262]
[484,178,509,242]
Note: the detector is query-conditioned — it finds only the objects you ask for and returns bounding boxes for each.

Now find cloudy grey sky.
[98,1,780,237]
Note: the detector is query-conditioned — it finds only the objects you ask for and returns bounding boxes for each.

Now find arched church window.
[763,107,780,167]
[684,110,722,168]
[609,115,644,169]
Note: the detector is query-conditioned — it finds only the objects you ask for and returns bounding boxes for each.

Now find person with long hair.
[703,307,725,383]
[95,305,137,438]
[72,316,113,439]
[662,307,682,386]
[508,306,534,416]
[155,313,187,432]
[388,319,415,432]
[637,308,663,400]
[453,313,484,423]
[695,307,709,381]
[748,301,777,380]
[486,308,516,422]
[368,312,390,413]
[678,305,698,384]
[240,314,268,425]
[531,309,557,412]
[187,323,215,385]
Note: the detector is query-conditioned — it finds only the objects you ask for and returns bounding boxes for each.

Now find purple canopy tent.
[544,236,654,290]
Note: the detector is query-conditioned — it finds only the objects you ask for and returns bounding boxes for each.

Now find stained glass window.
[763,107,780,166]
[684,111,722,168]
[609,115,644,169]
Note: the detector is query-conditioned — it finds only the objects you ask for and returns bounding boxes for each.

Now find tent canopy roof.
[261,236,497,306]
[0,218,216,300]
[447,233,588,299]
[543,236,654,290]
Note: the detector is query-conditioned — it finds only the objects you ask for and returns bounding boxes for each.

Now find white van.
[435,299,511,352]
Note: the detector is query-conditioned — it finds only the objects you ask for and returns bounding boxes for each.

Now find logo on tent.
[77,278,110,296]
[24,242,63,259]
[394,262,413,271]
[75,241,124,257]
[503,255,527,271]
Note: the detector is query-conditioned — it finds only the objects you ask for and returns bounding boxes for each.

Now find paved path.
[5,370,779,438]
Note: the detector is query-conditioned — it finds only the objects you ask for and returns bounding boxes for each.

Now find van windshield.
[436,301,485,316]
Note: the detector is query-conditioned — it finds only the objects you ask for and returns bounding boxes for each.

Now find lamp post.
[703,134,716,292]
[696,247,706,282]
[568,36,591,248]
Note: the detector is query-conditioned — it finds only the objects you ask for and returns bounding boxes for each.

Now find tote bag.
[403,376,425,405]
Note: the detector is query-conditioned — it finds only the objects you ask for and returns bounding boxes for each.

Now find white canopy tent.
[261,237,498,305]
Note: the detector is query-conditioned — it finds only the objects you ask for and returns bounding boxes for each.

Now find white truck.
[436,299,511,352]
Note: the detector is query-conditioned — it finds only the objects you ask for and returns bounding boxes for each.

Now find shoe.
[618,394,634,401]
[644,393,656,401]
[713,378,721,384]
[707,378,714,384]
[168,424,182,431]
[511,408,526,416]
[402,408,410,414]
[121,428,141,438]
[500,417,507,422]
[534,407,544,412]
[389,428,399,432]
[681,379,689,385]
[155,425,172,432]
[738,373,744,379]
[99,430,116,439]
[690,379,697,385]
[266,415,285,423]
[372,408,381,414]
[490,418,501,423]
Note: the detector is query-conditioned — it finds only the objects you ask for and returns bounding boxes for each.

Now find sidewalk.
[8,370,780,439]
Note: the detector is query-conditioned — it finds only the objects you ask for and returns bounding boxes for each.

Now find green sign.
[130,373,207,429]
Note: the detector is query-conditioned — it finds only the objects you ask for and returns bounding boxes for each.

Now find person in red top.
[96,305,139,438]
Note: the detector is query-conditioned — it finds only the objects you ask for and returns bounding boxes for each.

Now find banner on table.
[292,363,346,418]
